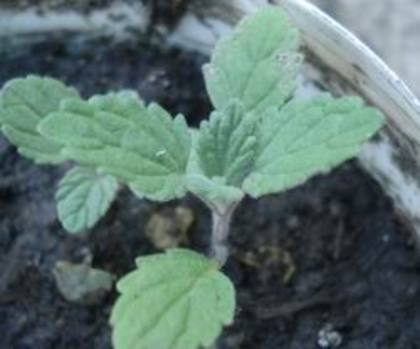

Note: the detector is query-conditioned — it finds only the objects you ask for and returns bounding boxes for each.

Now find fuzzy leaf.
[39,92,191,201]
[243,96,384,197]
[0,75,79,163]
[196,101,258,187]
[186,174,244,212]
[204,6,302,114]
[56,166,119,233]
[111,249,235,349]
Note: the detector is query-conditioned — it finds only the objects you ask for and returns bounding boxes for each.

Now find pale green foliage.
[186,174,244,212]
[204,7,302,114]
[197,101,258,187]
[0,6,383,216]
[0,7,385,349]
[56,166,119,233]
[186,129,245,210]
[111,249,235,349]
[193,6,383,204]
[243,96,384,197]
[0,75,79,163]
[39,92,191,201]
[187,100,258,209]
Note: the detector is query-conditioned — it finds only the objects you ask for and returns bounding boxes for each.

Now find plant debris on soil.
[0,36,420,349]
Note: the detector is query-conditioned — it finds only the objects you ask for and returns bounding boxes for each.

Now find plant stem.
[210,204,237,265]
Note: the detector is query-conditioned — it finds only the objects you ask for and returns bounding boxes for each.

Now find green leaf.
[39,92,191,201]
[56,166,119,233]
[111,249,235,349]
[243,96,384,197]
[186,130,243,209]
[196,101,258,187]
[0,75,79,163]
[204,6,302,114]
[186,174,244,212]
[122,104,191,200]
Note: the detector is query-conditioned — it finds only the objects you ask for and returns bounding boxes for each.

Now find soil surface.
[0,37,419,349]
[0,0,191,27]
[0,0,114,11]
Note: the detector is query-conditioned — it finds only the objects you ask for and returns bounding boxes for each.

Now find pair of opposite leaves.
[0,7,383,349]
[0,10,382,233]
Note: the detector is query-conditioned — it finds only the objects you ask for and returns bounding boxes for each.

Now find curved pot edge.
[277,0,420,245]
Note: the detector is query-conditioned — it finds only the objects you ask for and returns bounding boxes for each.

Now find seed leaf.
[243,96,384,197]
[204,6,302,114]
[111,249,235,349]
[39,92,191,201]
[0,75,79,163]
[56,166,119,233]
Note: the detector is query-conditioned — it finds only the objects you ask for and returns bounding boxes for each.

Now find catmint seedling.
[0,6,383,349]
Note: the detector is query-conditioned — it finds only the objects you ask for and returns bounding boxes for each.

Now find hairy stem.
[210,204,237,265]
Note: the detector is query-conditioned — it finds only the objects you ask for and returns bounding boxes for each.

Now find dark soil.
[146,0,191,26]
[0,0,115,11]
[0,0,191,27]
[0,36,420,349]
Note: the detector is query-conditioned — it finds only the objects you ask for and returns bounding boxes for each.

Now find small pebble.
[317,323,343,348]
[286,215,300,229]
[382,234,390,243]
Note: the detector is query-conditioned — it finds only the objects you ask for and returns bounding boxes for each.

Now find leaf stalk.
[210,203,238,265]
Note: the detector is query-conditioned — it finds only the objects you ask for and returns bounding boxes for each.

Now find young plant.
[0,7,383,349]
